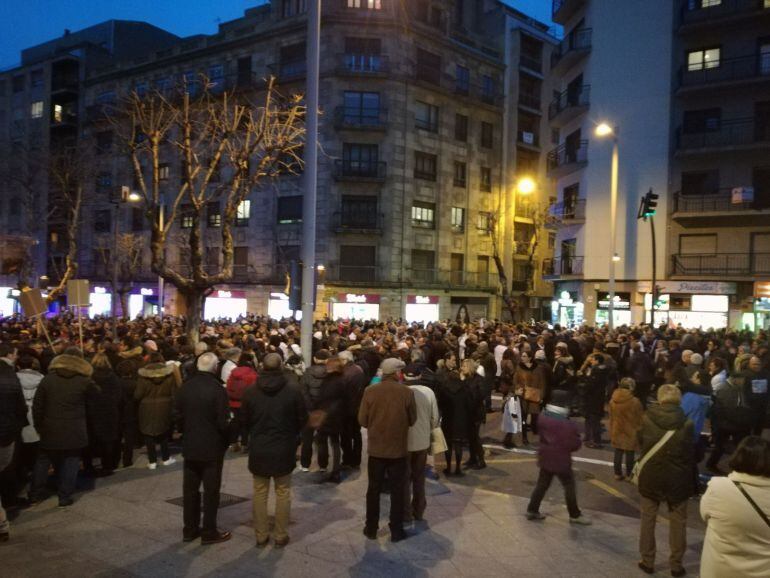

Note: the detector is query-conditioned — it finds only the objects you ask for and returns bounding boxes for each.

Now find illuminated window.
[347,0,382,9]
[687,47,720,71]
[30,101,43,119]
[411,201,435,228]
[451,207,465,232]
[236,200,251,226]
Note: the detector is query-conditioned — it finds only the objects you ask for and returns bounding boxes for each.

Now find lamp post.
[111,188,141,334]
[157,199,165,319]
[595,123,619,330]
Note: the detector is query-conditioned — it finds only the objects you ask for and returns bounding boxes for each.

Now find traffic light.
[642,189,659,218]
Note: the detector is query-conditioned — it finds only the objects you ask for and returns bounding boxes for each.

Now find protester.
[85,352,122,476]
[225,353,257,452]
[316,356,349,483]
[513,350,547,445]
[174,352,231,544]
[582,353,610,448]
[0,343,27,541]
[436,355,474,476]
[706,375,753,475]
[15,355,43,498]
[608,377,643,480]
[241,353,307,547]
[699,436,770,578]
[358,357,416,542]
[299,349,329,472]
[135,352,177,469]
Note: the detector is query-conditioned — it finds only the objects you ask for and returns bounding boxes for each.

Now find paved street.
[2,411,708,578]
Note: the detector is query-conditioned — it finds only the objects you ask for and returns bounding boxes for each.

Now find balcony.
[672,189,770,226]
[51,77,79,95]
[678,54,770,92]
[542,256,584,279]
[404,269,498,290]
[679,0,770,30]
[334,106,388,131]
[519,53,544,75]
[549,85,590,127]
[518,91,542,112]
[549,199,587,224]
[333,159,387,182]
[517,129,540,149]
[336,53,390,77]
[676,119,770,155]
[547,140,588,178]
[268,60,306,82]
[551,29,592,75]
[333,210,384,234]
[329,265,379,284]
[671,252,770,277]
[552,0,587,25]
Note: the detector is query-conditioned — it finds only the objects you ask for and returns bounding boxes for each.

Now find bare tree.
[113,77,305,343]
[95,233,144,318]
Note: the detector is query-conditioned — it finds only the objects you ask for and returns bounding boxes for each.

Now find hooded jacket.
[608,388,643,451]
[33,354,96,450]
[552,355,576,390]
[135,363,177,436]
[87,366,122,443]
[241,369,307,477]
[436,372,474,441]
[536,406,582,474]
[301,363,327,410]
[175,370,230,462]
[226,365,257,409]
[637,403,695,505]
[0,359,27,446]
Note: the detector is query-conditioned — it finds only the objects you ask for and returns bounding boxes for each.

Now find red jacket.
[226,366,257,409]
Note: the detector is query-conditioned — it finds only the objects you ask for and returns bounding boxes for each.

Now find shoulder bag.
[629,429,676,486]
[733,481,770,529]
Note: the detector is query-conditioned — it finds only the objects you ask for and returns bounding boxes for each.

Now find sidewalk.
[1,452,705,577]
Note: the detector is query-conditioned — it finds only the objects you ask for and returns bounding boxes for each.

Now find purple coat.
[537,410,582,474]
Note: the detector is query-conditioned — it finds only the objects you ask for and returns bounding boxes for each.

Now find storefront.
[405,295,440,324]
[450,297,489,322]
[595,292,632,327]
[753,282,770,331]
[331,293,380,320]
[551,290,584,328]
[640,281,734,329]
[204,290,248,321]
[267,292,302,320]
[89,286,112,317]
[0,288,19,317]
[128,288,159,319]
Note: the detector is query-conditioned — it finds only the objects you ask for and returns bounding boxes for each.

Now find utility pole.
[638,189,659,325]
[300,0,320,366]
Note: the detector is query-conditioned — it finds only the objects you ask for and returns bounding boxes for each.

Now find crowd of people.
[0,313,768,576]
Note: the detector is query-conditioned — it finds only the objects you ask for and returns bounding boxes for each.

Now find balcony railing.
[337,53,390,75]
[542,256,584,277]
[333,210,384,233]
[519,53,543,73]
[415,63,442,87]
[549,198,587,221]
[671,252,770,276]
[268,60,307,82]
[549,85,591,122]
[334,265,378,283]
[676,118,770,151]
[552,0,587,24]
[547,140,588,175]
[551,28,592,71]
[679,54,770,89]
[679,0,770,27]
[405,269,498,289]
[517,130,540,147]
[673,189,770,212]
[334,106,388,130]
[333,159,387,181]
[518,91,542,110]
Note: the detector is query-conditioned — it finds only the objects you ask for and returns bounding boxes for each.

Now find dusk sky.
[0,0,554,69]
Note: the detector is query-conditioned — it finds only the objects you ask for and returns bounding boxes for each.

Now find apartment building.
[545,0,673,327]
[668,0,770,330]
[0,0,556,322]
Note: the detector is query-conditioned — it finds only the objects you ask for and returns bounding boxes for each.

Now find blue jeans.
[31,450,81,503]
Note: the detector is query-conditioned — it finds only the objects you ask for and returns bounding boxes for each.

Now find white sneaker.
[148,462,157,470]
[162,457,177,466]
[301,467,310,472]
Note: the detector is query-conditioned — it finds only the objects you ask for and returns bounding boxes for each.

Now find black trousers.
[183,458,223,535]
[707,429,749,468]
[613,449,635,477]
[121,421,137,467]
[144,433,170,464]
[366,456,407,532]
[467,422,485,465]
[527,468,581,519]
[299,426,315,469]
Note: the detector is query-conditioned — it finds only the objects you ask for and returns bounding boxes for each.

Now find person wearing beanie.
[525,389,591,525]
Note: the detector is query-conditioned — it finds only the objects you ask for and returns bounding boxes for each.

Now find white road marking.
[483,443,615,467]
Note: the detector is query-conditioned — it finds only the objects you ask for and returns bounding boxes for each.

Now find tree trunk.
[118,290,129,320]
[183,289,204,345]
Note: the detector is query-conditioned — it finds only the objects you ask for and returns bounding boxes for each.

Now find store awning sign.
[637,281,736,295]
[339,293,380,304]
[407,295,439,304]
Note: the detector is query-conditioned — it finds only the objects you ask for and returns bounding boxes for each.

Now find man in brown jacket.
[358,357,417,542]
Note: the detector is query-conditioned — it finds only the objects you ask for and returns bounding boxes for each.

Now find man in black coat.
[242,353,307,547]
[174,352,231,545]
[0,343,27,541]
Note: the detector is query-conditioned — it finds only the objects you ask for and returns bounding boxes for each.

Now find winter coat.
[242,369,308,478]
[0,360,27,446]
[680,392,711,440]
[514,361,548,414]
[358,375,417,459]
[552,356,576,391]
[536,408,582,475]
[317,371,351,435]
[436,372,474,442]
[33,354,96,451]
[742,368,770,425]
[87,367,122,443]
[301,364,326,410]
[174,371,230,462]
[711,378,754,434]
[582,363,610,417]
[608,388,643,451]
[626,352,655,384]
[343,362,367,417]
[637,403,695,505]
[134,363,177,436]
[699,471,770,578]
[17,368,42,444]
[407,384,440,452]
[115,347,145,379]
[226,366,257,409]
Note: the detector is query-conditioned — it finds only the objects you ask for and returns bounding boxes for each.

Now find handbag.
[629,429,676,486]
[733,481,770,529]
[430,426,448,455]
[524,385,542,404]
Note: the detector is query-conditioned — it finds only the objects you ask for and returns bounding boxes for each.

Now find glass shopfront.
[405,295,440,324]
[595,292,632,327]
[204,290,248,321]
[331,293,380,320]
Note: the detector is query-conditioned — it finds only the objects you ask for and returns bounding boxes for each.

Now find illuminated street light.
[595,121,620,330]
[517,177,536,195]
[612,253,621,262]
[595,122,614,137]
[127,191,142,202]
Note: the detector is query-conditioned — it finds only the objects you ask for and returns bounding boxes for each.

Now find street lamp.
[111,189,140,329]
[516,176,536,196]
[594,122,619,330]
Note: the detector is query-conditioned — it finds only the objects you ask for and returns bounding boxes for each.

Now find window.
[451,207,465,232]
[477,256,490,279]
[280,43,307,78]
[453,161,467,187]
[179,160,189,184]
[237,56,252,86]
[339,245,376,282]
[158,163,170,181]
[207,202,221,228]
[683,108,721,133]
[236,200,251,226]
[411,201,436,228]
[135,82,148,97]
[181,204,194,229]
[209,64,225,92]
[96,91,116,105]
[344,37,382,72]
[342,143,380,176]
[414,151,437,181]
[346,0,382,9]
[94,210,112,233]
[687,47,720,71]
[689,0,721,8]
[340,195,378,228]
[277,195,303,224]
[343,91,381,126]
[233,246,249,278]
[481,75,496,103]
[12,75,24,93]
[95,131,113,155]
[416,48,441,85]
[681,170,719,195]
[481,122,493,148]
[205,246,220,273]
[30,70,43,88]
[183,71,199,96]
[480,167,492,192]
[281,0,307,17]
[415,101,439,132]
[30,101,43,119]
[679,234,717,255]
[411,250,435,281]
[548,232,556,249]
[455,65,470,95]
[455,113,468,142]
[477,211,492,232]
